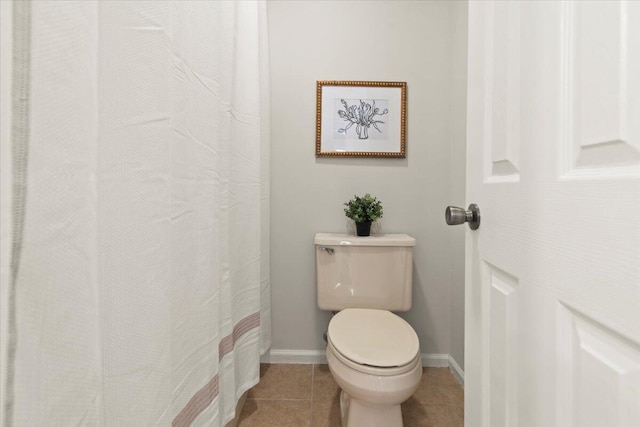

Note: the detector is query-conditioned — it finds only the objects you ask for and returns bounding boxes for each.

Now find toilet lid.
[328,308,419,368]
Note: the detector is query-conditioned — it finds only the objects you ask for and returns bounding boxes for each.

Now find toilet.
[315,233,421,427]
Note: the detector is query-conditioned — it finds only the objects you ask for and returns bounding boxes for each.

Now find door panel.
[484,263,519,427]
[466,1,640,426]
[557,304,640,427]
[483,1,521,182]
[561,1,640,177]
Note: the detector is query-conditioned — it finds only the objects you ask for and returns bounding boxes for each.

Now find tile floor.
[237,364,464,427]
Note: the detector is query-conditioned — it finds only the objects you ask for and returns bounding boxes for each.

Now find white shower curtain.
[0,1,271,426]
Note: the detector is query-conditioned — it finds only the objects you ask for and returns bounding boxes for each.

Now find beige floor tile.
[439,385,464,406]
[238,399,311,427]
[452,404,464,423]
[401,404,463,427]
[405,383,449,406]
[311,398,341,427]
[407,368,463,406]
[312,365,341,402]
[247,363,313,400]
[421,368,461,387]
[242,363,463,427]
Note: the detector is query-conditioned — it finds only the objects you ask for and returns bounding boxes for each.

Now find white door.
[464,1,640,426]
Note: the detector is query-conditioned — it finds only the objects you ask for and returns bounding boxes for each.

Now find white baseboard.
[420,353,450,367]
[448,355,465,386]
[261,348,463,380]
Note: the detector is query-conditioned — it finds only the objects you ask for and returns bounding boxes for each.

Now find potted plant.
[344,193,383,236]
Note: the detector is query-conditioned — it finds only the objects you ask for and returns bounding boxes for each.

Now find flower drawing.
[337,99,389,140]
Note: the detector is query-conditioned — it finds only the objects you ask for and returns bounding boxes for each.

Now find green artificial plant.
[343,193,383,223]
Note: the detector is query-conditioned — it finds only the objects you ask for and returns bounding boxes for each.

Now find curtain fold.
[0,1,270,426]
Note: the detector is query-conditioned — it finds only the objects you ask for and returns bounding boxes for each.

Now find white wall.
[449,1,468,373]
[267,0,467,369]
[0,1,12,421]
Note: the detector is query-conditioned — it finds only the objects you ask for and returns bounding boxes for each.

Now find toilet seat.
[328,337,421,377]
[327,308,420,371]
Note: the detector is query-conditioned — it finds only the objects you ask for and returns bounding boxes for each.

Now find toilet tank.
[315,233,416,311]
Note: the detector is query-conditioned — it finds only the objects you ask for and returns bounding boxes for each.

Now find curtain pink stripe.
[172,312,261,427]
[218,312,260,357]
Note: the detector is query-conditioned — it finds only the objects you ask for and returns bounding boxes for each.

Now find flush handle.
[318,246,335,255]
[445,204,481,230]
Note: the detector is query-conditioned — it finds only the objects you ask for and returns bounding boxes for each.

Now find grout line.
[247,398,312,402]
[309,364,315,426]
[310,364,315,401]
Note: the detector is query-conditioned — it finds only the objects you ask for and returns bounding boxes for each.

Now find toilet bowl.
[326,308,422,427]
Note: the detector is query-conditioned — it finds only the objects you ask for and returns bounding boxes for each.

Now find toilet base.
[340,390,403,427]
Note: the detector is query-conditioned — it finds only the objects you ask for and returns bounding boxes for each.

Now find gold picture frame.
[316,80,407,158]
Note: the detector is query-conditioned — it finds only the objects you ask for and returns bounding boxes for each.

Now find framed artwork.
[316,80,407,158]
